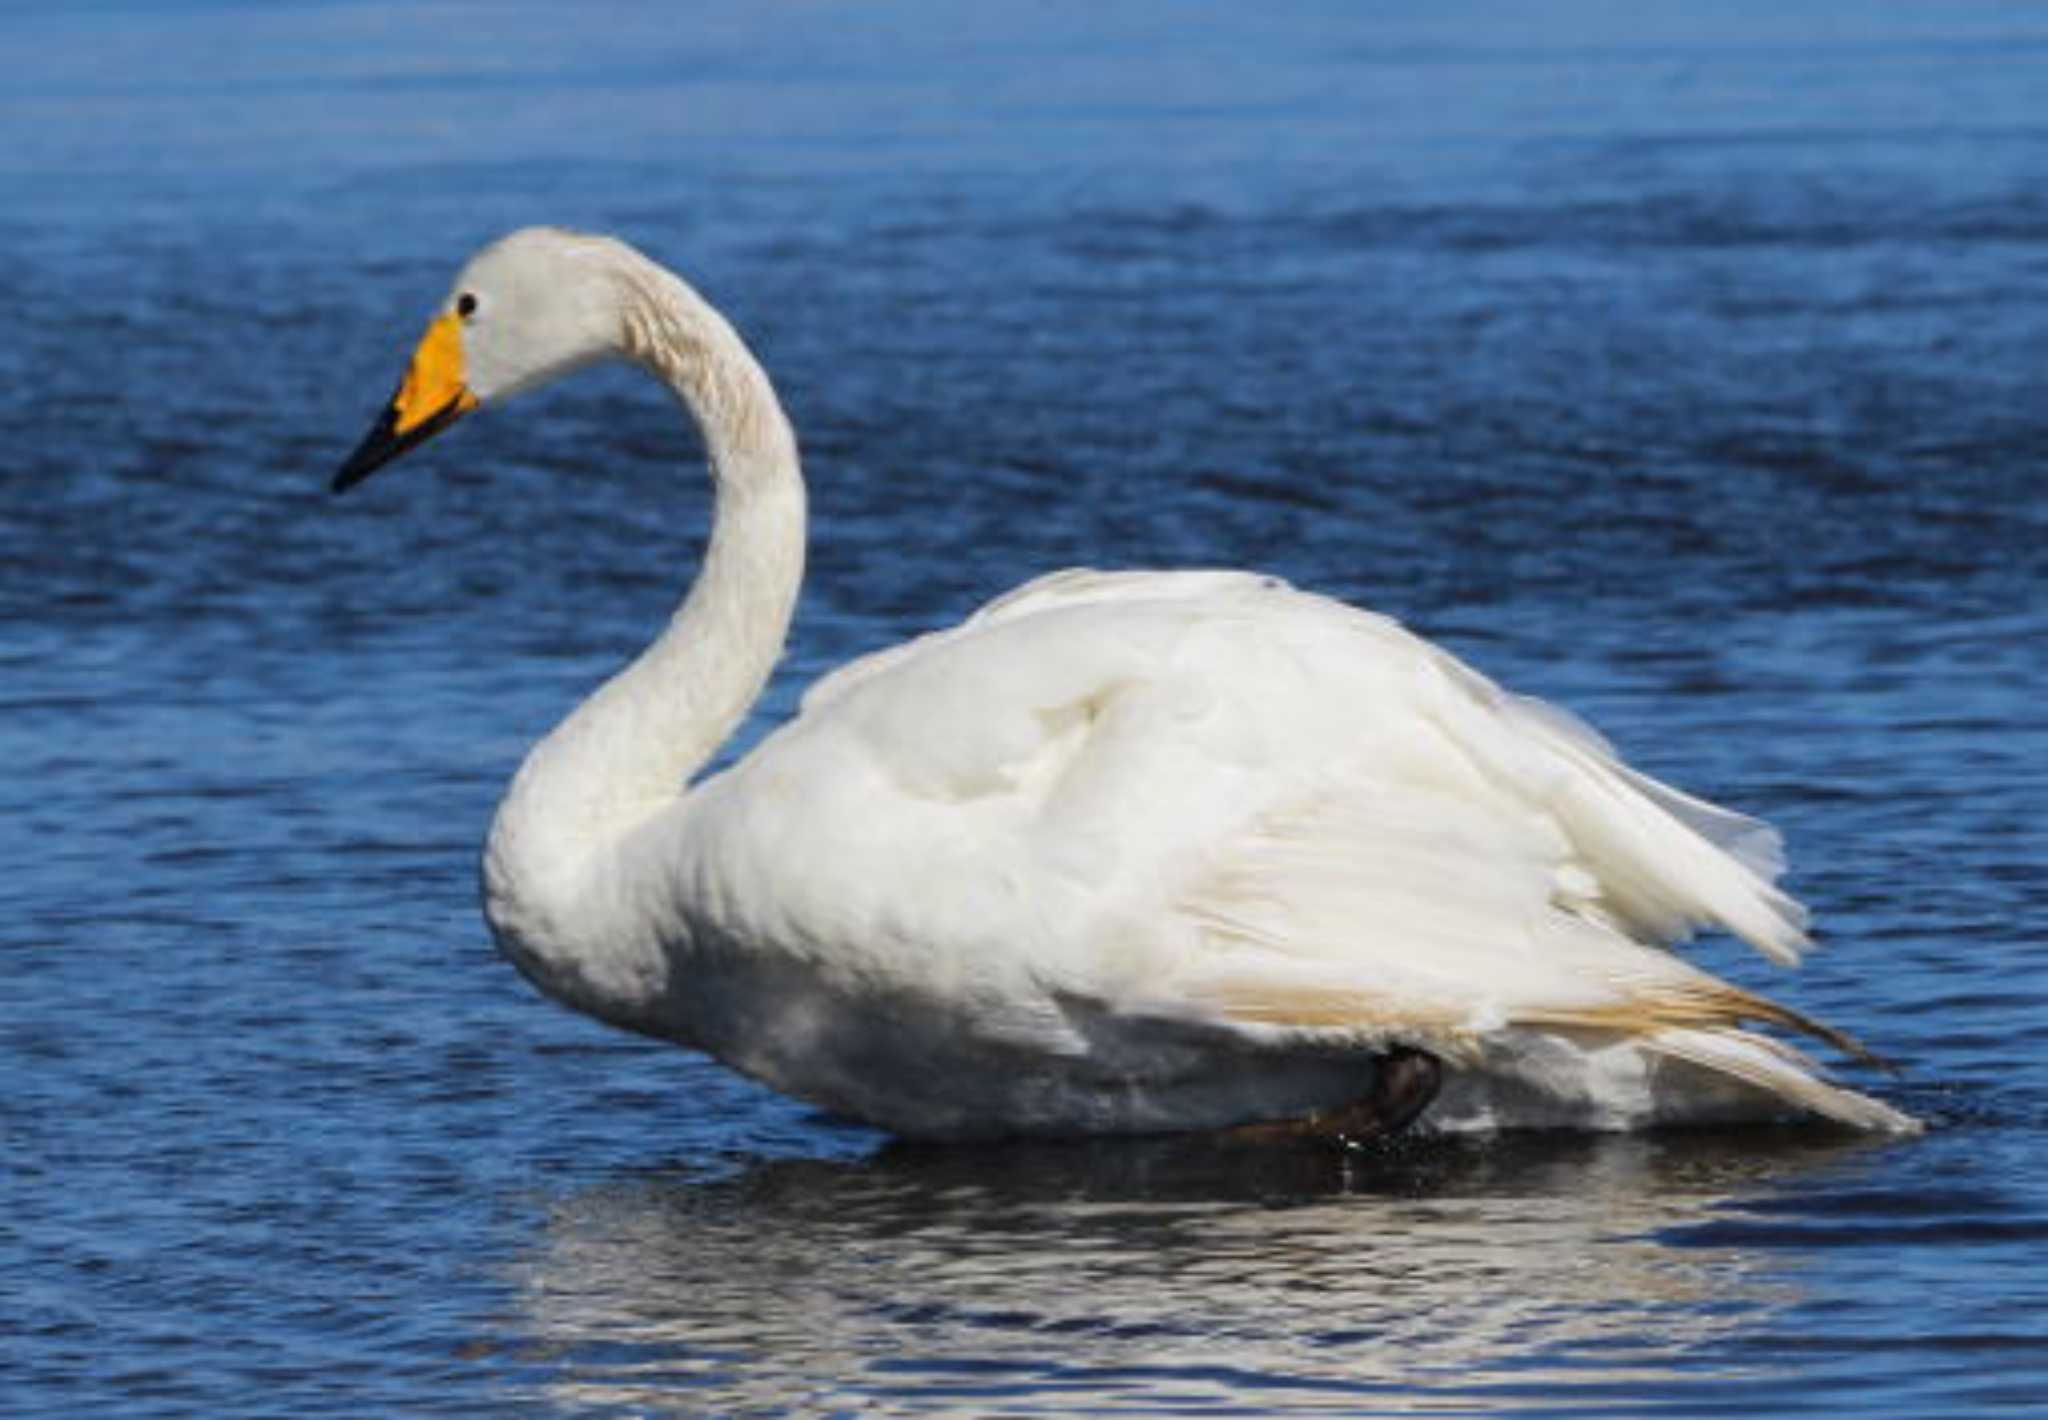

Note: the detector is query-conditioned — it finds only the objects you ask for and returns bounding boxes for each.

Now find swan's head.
[333,227,634,492]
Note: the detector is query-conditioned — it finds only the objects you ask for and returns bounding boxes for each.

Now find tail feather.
[1510,975,1890,1071]
[1640,1026,1920,1134]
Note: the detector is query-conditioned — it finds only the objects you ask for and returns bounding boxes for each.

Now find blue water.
[5,2,2046,1414]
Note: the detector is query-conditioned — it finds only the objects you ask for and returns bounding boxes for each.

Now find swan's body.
[335,227,1915,1138]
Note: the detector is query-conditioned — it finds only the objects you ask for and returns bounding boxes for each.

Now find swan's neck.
[481,260,804,1022]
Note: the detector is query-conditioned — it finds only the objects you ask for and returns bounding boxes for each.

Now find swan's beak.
[332,312,479,493]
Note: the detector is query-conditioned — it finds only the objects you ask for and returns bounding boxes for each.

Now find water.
[4,1,2045,1413]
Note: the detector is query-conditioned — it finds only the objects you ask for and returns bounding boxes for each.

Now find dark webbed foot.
[1230,1047,1444,1145]
[1358,1046,1442,1136]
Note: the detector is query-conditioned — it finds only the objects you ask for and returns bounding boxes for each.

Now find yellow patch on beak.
[392,311,479,436]
[331,310,483,492]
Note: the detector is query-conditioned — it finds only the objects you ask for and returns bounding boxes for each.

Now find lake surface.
[4,2,2045,1414]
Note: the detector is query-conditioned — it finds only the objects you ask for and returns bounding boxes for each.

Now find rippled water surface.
[5,2,2046,1415]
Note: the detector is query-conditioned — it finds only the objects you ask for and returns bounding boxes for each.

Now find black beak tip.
[332,405,402,495]
[330,461,372,495]
[331,394,471,495]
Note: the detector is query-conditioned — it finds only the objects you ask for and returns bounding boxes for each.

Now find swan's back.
[792,567,1802,959]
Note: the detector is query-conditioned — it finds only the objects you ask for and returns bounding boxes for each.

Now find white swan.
[334,227,1916,1138]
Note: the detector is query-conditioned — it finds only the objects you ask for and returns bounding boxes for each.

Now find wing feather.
[1158,722,1904,1128]
[1418,650,1809,964]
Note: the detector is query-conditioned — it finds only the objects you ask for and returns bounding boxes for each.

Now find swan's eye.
[456,292,478,319]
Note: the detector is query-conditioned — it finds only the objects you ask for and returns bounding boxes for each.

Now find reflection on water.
[512,1129,1899,1414]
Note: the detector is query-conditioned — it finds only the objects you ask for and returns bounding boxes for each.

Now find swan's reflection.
[510,1129,1896,1414]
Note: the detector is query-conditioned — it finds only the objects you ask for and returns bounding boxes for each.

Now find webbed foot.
[1230,1047,1444,1145]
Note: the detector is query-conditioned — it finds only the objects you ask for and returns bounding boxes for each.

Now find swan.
[332,227,1916,1139]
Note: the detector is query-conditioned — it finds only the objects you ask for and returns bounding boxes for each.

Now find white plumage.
[335,227,1915,1139]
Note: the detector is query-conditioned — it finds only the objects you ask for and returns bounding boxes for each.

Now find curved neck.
[482,259,804,987]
